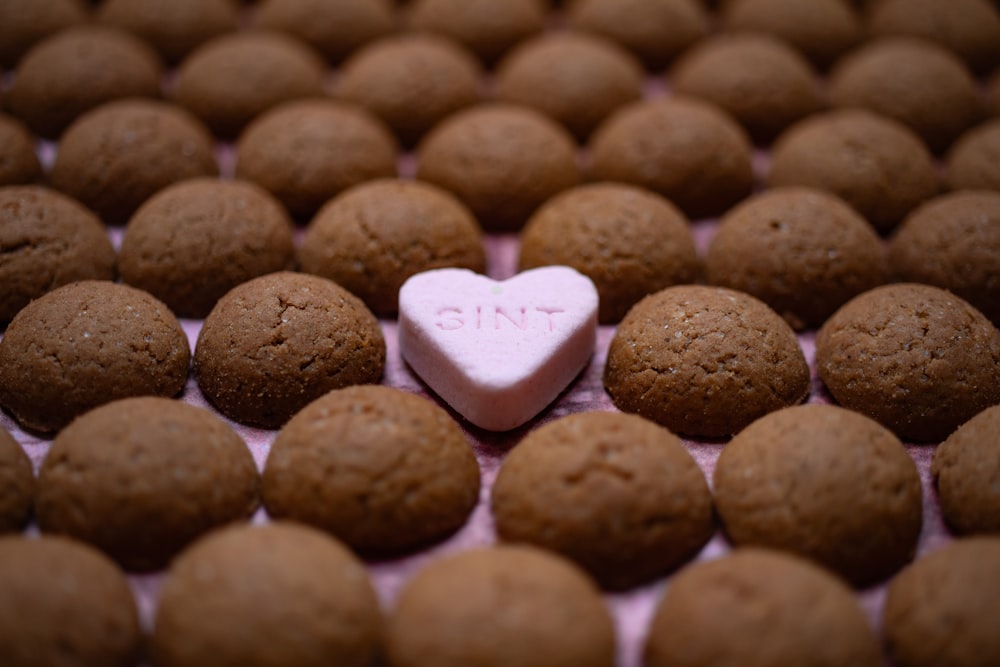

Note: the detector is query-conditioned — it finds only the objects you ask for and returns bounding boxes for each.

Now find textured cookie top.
[932,405,1000,535]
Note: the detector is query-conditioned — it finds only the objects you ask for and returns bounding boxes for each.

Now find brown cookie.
[492,411,713,590]
[152,522,382,667]
[945,119,1000,192]
[236,100,399,219]
[194,271,386,429]
[604,285,810,437]
[989,70,1000,117]
[49,99,218,224]
[171,31,326,138]
[706,186,888,330]
[932,405,1000,535]
[768,109,939,233]
[119,178,295,318]
[416,104,580,232]
[37,397,259,570]
[0,185,115,324]
[494,31,644,141]
[263,385,479,554]
[589,98,754,219]
[518,182,700,323]
[0,536,141,667]
[644,548,882,667]
[565,0,709,70]
[0,113,42,186]
[0,280,190,434]
[335,34,482,147]
[714,404,922,585]
[0,428,33,533]
[884,537,1000,667]
[299,179,485,316]
[256,0,397,63]
[889,190,1000,327]
[407,0,545,65]
[0,0,87,68]
[5,26,163,139]
[386,545,615,667]
[97,0,240,63]
[670,34,825,144]
[816,283,1000,442]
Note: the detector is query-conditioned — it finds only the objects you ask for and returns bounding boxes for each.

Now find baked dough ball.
[604,285,810,438]
[565,0,709,70]
[589,98,754,219]
[336,34,482,147]
[236,100,398,219]
[0,281,190,434]
[884,538,1000,667]
[0,536,141,667]
[519,182,700,323]
[0,113,42,186]
[816,284,1000,442]
[152,522,382,667]
[707,187,888,330]
[889,190,1000,327]
[769,109,938,232]
[945,119,1000,192]
[0,0,87,68]
[714,404,922,585]
[119,178,295,318]
[0,186,115,324]
[407,0,545,65]
[171,31,326,138]
[386,546,615,667]
[256,0,396,63]
[494,31,644,141]
[416,104,579,231]
[932,405,1000,535]
[37,397,259,570]
[299,179,485,315]
[194,272,386,429]
[50,99,218,224]
[97,0,239,63]
[0,428,33,534]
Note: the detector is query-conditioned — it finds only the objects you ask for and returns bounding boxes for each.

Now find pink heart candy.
[398,267,599,431]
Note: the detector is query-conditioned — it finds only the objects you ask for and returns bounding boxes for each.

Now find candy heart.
[398,267,599,431]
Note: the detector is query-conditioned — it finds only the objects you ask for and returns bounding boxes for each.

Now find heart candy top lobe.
[398,267,599,431]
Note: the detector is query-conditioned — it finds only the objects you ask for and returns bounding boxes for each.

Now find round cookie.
[565,0,709,70]
[884,538,1000,667]
[945,119,1000,192]
[644,549,882,667]
[386,545,615,667]
[263,385,479,553]
[37,397,259,570]
[706,187,889,330]
[5,26,164,139]
[768,109,939,233]
[714,404,922,585]
[119,178,295,319]
[0,536,141,667]
[335,34,482,147]
[151,522,382,667]
[669,33,825,144]
[932,405,1000,534]
[0,114,42,186]
[588,98,754,219]
[171,31,326,138]
[0,428,33,534]
[889,190,1000,327]
[97,0,240,63]
[407,0,545,65]
[49,99,218,224]
[494,31,644,141]
[604,285,810,438]
[194,271,386,429]
[816,283,1000,442]
[720,0,862,69]
[299,179,485,316]
[492,411,713,590]
[0,0,87,68]
[416,104,580,232]
[828,38,983,153]
[255,0,396,63]
[0,281,190,434]
[236,100,398,219]
[0,186,115,324]
[518,182,700,323]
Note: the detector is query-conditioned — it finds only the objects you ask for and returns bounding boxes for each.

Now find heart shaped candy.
[398,267,599,431]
